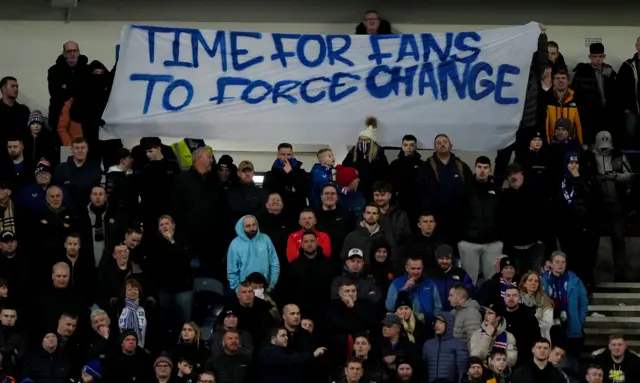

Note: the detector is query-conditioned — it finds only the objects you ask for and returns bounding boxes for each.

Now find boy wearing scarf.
[541,251,588,358]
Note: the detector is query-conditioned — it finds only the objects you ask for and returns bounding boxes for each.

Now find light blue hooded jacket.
[227,215,280,291]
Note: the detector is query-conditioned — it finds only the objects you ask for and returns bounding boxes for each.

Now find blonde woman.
[519,271,554,340]
[394,291,429,347]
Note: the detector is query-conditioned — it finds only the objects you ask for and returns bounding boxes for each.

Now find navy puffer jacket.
[422,312,469,383]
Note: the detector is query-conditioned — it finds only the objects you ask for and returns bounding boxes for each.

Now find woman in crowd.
[394,291,431,348]
[343,116,389,200]
[170,322,209,370]
[112,278,157,351]
[518,271,554,340]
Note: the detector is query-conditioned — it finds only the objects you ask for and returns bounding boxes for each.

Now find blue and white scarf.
[119,299,147,347]
[561,178,575,205]
[481,327,508,350]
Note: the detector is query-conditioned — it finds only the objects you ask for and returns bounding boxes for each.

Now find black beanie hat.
[395,291,413,311]
[120,330,138,344]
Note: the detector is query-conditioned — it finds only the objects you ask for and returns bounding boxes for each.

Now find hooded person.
[583,131,633,281]
[422,312,469,383]
[554,152,597,286]
[23,110,59,167]
[368,239,398,295]
[342,116,389,201]
[226,215,280,292]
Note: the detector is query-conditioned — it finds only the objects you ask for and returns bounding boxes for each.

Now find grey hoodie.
[591,131,633,202]
[452,298,483,344]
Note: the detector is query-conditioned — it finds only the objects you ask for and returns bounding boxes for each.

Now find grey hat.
[381,313,402,327]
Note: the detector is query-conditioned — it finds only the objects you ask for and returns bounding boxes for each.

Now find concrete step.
[590,293,640,305]
[595,282,640,293]
[589,305,640,317]
[584,316,640,329]
[585,339,640,347]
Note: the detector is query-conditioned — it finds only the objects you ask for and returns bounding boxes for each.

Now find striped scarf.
[0,199,15,234]
[122,299,141,339]
[481,327,508,350]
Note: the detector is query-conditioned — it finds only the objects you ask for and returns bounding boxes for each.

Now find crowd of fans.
[0,9,639,383]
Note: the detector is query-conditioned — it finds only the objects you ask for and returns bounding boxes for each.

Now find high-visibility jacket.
[170,139,208,170]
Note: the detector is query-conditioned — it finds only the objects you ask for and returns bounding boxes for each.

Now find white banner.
[102,23,540,150]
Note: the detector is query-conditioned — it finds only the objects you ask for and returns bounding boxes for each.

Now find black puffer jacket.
[22,347,72,383]
[388,150,423,214]
[461,177,501,244]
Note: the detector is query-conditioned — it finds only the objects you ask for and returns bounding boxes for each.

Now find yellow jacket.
[545,88,583,144]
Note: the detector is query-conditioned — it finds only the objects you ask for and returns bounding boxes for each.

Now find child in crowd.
[336,164,366,220]
[310,148,336,207]
[176,357,196,383]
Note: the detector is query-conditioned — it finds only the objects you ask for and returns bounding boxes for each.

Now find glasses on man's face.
[364,17,379,22]
[199,380,214,383]
[156,364,171,369]
[65,49,79,54]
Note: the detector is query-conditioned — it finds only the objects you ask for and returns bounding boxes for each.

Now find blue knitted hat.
[82,360,102,379]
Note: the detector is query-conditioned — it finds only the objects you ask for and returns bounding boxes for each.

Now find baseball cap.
[238,160,254,171]
[381,314,402,327]
[0,231,15,242]
[347,248,364,259]
[481,302,505,317]
[222,309,237,317]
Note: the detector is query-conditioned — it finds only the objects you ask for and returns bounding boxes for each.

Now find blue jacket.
[309,163,335,207]
[386,275,442,320]
[541,270,588,339]
[422,312,469,383]
[432,266,474,312]
[227,215,280,291]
